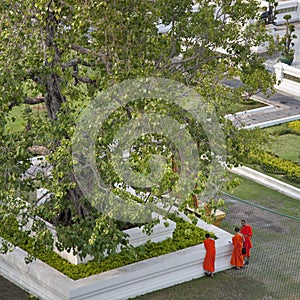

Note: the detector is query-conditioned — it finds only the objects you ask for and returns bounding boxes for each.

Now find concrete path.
[226,103,300,128]
[226,22,300,128]
[224,87,300,129]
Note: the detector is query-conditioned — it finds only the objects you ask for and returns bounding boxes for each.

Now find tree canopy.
[0,0,275,261]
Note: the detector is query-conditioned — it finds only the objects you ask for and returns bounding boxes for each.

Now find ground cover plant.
[244,121,300,187]
[0,214,214,280]
[262,121,300,162]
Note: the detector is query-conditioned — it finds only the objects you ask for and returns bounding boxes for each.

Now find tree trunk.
[44,5,66,120]
[45,73,66,120]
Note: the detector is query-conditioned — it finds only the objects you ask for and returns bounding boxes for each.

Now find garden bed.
[0,210,233,300]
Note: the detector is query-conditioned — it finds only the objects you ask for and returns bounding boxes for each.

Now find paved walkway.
[225,88,300,128]
[0,275,30,300]
[226,22,300,128]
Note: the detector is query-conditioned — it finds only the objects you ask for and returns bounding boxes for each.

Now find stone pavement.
[225,90,300,128]
[226,22,300,128]
[0,275,30,300]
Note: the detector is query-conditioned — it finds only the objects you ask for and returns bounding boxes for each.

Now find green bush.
[249,151,300,183]
[0,214,213,280]
[288,120,300,135]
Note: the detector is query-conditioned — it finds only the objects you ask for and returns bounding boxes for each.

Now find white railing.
[274,62,300,96]
[260,0,300,24]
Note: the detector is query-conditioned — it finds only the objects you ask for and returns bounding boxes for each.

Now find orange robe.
[241,224,253,257]
[230,233,244,267]
[203,238,216,273]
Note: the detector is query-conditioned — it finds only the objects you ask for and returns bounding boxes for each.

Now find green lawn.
[227,174,300,219]
[262,122,300,163]
[226,99,266,115]
[263,133,300,163]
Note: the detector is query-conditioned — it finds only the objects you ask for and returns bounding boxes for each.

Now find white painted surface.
[243,114,300,129]
[0,241,72,300]
[0,212,233,300]
[275,63,300,96]
[230,165,300,200]
[54,215,176,265]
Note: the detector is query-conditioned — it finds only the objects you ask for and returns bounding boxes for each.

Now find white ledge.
[242,114,300,129]
[0,212,233,300]
[230,165,300,200]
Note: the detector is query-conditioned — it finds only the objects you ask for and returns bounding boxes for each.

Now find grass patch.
[228,174,300,218]
[262,122,300,163]
[262,133,300,163]
[132,271,275,300]
[226,99,266,115]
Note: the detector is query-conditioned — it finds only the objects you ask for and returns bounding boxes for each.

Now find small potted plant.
[278,14,297,65]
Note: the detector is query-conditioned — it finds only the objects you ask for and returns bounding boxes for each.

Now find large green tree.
[0,0,274,261]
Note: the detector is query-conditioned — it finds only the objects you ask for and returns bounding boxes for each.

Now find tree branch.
[71,44,112,75]
[24,96,45,105]
[73,75,96,85]
[8,96,45,109]
[62,59,91,69]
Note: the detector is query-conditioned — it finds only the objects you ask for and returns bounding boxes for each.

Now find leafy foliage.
[288,120,300,134]
[248,151,300,184]
[0,214,212,279]
[278,14,297,60]
[0,0,275,260]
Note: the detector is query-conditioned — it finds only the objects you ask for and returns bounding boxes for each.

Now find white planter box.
[21,211,176,265]
[55,215,176,264]
[0,210,233,300]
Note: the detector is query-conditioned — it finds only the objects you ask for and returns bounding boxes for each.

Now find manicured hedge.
[248,151,300,184]
[288,120,300,134]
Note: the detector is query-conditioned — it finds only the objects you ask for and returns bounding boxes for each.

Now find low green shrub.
[0,214,213,280]
[266,121,300,136]
[249,151,300,183]
[288,120,300,135]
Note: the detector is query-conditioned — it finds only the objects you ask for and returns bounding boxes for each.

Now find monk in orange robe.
[230,227,244,270]
[203,233,216,278]
[240,219,253,265]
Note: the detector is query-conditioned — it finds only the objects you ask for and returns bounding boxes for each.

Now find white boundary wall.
[0,212,233,300]
[230,166,300,200]
[260,1,300,24]
[274,62,300,96]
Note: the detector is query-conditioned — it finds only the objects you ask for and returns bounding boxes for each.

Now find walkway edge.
[229,166,300,201]
[243,114,300,129]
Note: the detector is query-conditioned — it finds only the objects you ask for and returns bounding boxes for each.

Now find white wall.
[0,212,233,300]
[260,0,300,24]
